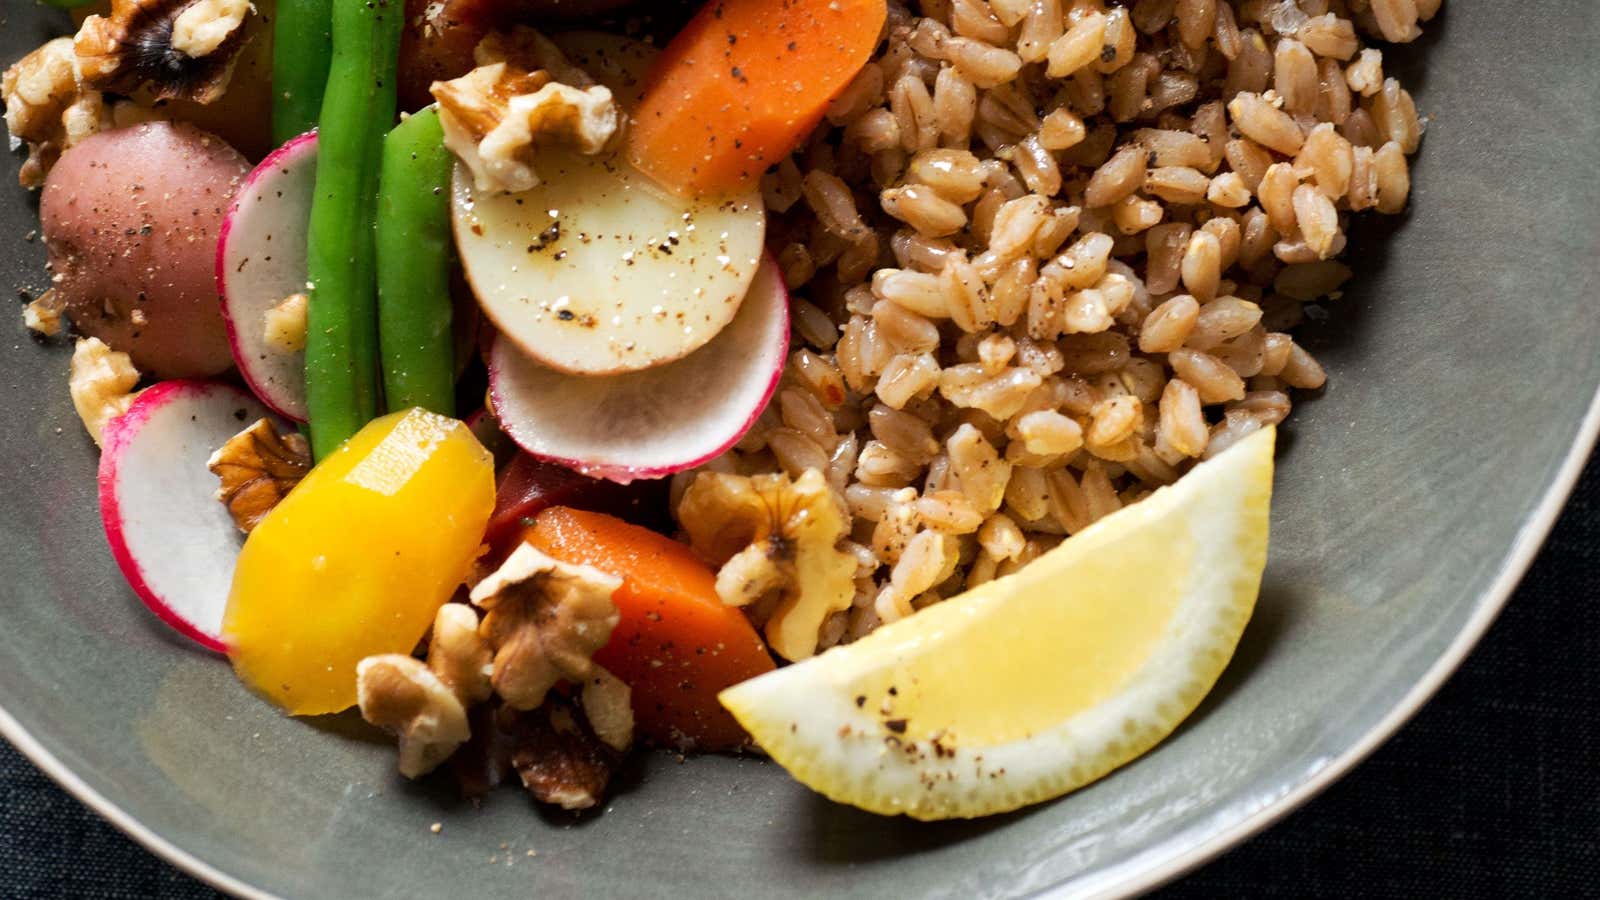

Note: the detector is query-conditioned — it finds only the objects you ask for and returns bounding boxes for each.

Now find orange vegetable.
[626,0,888,197]
[523,507,775,751]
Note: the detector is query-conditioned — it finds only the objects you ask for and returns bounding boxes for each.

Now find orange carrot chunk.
[626,0,888,197]
[523,507,776,752]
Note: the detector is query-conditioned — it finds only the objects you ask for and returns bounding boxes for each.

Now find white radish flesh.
[217,131,317,421]
[98,380,280,651]
[489,259,789,483]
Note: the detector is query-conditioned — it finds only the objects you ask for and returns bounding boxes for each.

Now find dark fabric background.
[2,454,1595,899]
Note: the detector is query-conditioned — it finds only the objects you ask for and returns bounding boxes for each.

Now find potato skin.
[41,122,249,379]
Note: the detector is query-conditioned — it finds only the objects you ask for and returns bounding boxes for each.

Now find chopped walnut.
[68,337,140,446]
[206,418,310,533]
[262,292,308,354]
[427,603,494,706]
[579,666,633,752]
[357,604,496,779]
[677,468,856,662]
[505,695,619,811]
[75,0,255,104]
[23,290,64,337]
[431,31,618,195]
[357,655,472,779]
[468,544,622,711]
[3,39,95,188]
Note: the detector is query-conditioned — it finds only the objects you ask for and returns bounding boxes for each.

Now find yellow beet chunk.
[224,409,495,716]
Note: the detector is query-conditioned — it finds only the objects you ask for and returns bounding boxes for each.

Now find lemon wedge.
[719,426,1274,820]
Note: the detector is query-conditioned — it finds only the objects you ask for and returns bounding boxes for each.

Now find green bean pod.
[303,0,403,458]
[271,0,334,145]
[376,107,457,418]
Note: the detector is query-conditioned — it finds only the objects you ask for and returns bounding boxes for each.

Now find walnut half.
[68,337,140,446]
[431,30,618,195]
[206,418,310,533]
[357,603,495,779]
[468,544,622,711]
[357,655,472,780]
[677,468,857,662]
[75,0,255,104]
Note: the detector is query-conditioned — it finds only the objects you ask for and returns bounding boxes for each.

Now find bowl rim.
[3,386,1597,899]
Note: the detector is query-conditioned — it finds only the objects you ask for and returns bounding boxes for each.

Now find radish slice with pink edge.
[489,259,789,483]
[217,130,317,422]
[98,380,283,652]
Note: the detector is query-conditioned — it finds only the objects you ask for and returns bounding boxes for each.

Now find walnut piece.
[505,695,619,811]
[431,30,618,195]
[468,544,622,711]
[677,468,856,662]
[262,292,308,354]
[23,290,64,337]
[428,603,494,706]
[357,603,496,779]
[75,0,255,104]
[579,666,633,752]
[68,337,140,446]
[357,655,471,779]
[3,38,100,188]
[206,418,310,533]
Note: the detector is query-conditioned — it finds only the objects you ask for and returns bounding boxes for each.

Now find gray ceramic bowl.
[3,4,1598,898]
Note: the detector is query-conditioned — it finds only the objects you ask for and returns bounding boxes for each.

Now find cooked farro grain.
[673,0,1435,657]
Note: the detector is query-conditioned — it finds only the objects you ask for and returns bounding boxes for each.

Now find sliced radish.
[98,380,280,652]
[489,258,789,483]
[217,130,317,422]
[452,33,766,377]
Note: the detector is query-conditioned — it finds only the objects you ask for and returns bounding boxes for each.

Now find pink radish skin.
[489,259,790,484]
[98,380,279,652]
[216,131,318,422]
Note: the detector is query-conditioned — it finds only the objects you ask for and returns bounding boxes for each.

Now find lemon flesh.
[720,427,1275,820]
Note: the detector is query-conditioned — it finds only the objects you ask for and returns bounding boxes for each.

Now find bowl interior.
[2,5,1598,898]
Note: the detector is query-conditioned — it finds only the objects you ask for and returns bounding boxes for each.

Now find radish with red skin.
[488,259,790,483]
[217,131,319,422]
[98,380,286,652]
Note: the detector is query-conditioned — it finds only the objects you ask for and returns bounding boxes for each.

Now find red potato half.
[99,380,282,652]
[451,33,767,376]
[42,122,250,380]
[488,259,789,483]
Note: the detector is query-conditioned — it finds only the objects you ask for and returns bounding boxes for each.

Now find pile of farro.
[675,0,1432,652]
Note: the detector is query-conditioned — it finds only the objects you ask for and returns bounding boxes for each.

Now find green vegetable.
[39,0,98,8]
[272,0,334,146]
[376,107,457,418]
[303,0,403,459]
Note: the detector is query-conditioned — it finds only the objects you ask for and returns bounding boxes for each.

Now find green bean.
[376,107,456,418]
[271,0,334,145]
[303,0,403,459]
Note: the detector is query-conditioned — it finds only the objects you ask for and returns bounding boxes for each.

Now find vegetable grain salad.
[5,0,1436,822]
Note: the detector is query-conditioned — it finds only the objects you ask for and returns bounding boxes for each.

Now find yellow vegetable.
[224,409,495,716]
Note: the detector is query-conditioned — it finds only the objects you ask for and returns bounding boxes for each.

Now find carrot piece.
[523,507,776,752]
[626,0,888,197]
